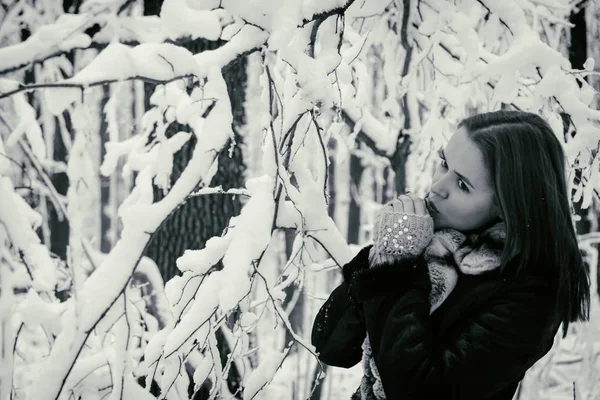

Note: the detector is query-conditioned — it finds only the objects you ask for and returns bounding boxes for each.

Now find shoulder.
[437,266,557,333]
[501,259,559,308]
[475,268,560,341]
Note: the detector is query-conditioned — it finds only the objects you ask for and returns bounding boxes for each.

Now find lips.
[424,196,439,215]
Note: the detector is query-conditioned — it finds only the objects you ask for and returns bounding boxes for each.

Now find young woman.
[311,111,590,400]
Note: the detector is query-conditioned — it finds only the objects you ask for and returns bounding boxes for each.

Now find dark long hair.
[458,110,590,337]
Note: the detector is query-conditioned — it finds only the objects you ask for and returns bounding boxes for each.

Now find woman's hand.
[386,193,428,216]
[369,193,434,266]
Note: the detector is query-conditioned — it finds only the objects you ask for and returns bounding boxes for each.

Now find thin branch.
[397,0,413,160]
[301,0,358,27]
[0,74,195,101]
[17,139,68,221]
[252,265,325,398]
[1,0,354,99]
[117,0,136,14]
[0,0,134,76]
[163,310,217,359]
[309,19,324,58]
[311,112,329,202]
[189,186,251,198]
[0,37,210,77]
[475,0,514,35]
[279,113,305,157]
[118,291,131,400]
[340,110,389,158]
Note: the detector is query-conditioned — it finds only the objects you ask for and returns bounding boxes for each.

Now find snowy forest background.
[0,0,599,399]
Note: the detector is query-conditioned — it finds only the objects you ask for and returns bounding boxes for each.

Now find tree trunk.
[569,1,593,235]
[142,43,247,283]
[100,86,111,253]
[568,2,599,297]
[348,154,363,244]
[141,2,248,398]
[48,111,70,262]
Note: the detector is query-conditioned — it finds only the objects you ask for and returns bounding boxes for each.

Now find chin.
[432,217,445,231]
[433,218,459,232]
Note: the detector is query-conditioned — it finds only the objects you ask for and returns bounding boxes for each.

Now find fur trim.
[360,336,386,400]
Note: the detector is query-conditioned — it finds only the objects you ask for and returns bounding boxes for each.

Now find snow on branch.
[25,66,233,400]
[0,0,137,76]
[0,14,93,76]
[0,0,359,104]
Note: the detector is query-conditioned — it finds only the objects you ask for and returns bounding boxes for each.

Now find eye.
[458,180,469,192]
[438,151,448,169]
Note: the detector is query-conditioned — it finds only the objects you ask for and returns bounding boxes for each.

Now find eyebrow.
[440,149,475,189]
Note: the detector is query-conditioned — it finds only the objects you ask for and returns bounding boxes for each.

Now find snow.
[346,0,391,18]
[25,66,237,400]
[243,349,288,400]
[162,272,221,357]
[2,0,599,399]
[220,175,275,313]
[279,46,341,106]
[136,256,174,328]
[58,33,92,52]
[240,312,259,332]
[176,236,231,274]
[94,16,167,44]
[44,43,198,115]
[342,105,398,155]
[220,0,272,31]
[480,0,531,38]
[192,353,215,390]
[0,138,10,174]
[160,0,223,41]
[0,14,91,74]
[191,0,221,10]
[15,290,64,337]
[5,92,46,160]
[221,19,246,41]
[140,328,170,373]
[194,25,269,78]
[492,70,519,104]
[0,179,57,292]
[302,0,350,21]
[419,14,440,36]
[267,0,302,51]
[0,264,17,400]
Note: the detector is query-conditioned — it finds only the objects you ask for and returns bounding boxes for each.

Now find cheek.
[469,199,495,222]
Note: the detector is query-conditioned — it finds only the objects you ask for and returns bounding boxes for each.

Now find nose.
[430,175,449,199]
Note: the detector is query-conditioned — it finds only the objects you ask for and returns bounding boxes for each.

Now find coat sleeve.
[310,246,372,368]
[348,258,559,399]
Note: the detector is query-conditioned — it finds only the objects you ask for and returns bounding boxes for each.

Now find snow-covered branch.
[0,0,137,76]
[25,66,234,400]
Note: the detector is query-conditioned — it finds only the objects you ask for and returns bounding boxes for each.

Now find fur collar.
[424,221,506,312]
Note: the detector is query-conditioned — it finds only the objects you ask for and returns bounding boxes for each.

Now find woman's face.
[426,127,500,232]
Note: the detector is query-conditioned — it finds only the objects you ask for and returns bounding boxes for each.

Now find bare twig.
[311,112,329,201]
[475,0,514,35]
[301,0,358,27]
[251,265,325,398]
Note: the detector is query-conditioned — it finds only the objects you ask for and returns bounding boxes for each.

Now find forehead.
[445,127,491,187]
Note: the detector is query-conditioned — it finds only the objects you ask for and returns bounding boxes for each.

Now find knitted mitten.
[369,210,434,266]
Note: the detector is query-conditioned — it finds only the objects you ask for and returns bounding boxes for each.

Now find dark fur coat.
[311,224,561,399]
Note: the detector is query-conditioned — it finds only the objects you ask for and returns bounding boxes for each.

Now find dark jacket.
[311,246,561,400]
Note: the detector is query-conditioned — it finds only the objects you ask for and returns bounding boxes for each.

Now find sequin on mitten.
[370,211,434,265]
